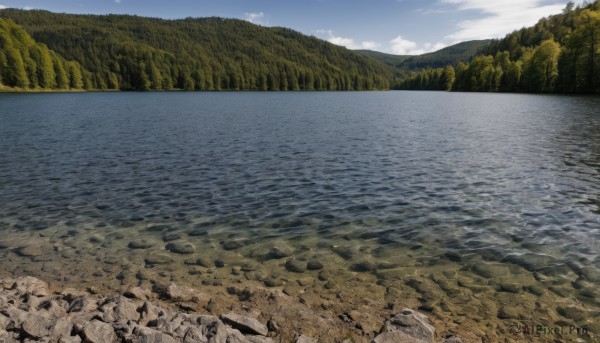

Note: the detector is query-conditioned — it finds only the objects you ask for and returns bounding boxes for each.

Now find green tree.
[68,61,83,89]
[4,47,28,87]
[441,65,455,91]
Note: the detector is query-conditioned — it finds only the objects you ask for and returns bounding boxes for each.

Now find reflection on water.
[1,91,599,340]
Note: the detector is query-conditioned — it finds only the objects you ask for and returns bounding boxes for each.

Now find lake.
[1,91,599,341]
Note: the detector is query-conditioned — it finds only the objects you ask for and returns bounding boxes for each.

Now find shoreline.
[0,275,457,343]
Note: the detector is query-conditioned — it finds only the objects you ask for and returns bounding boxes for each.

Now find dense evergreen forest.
[0,9,400,91]
[397,1,600,93]
[0,18,87,90]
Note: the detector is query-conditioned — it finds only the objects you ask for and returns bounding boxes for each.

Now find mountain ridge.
[0,9,399,91]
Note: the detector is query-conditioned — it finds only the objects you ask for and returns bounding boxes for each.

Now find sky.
[0,0,585,55]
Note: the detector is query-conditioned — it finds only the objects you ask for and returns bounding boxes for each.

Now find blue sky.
[0,0,582,55]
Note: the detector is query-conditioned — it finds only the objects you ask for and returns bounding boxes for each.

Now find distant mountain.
[357,40,492,71]
[0,9,400,91]
[355,50,412,68]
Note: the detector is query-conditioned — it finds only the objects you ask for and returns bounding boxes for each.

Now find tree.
[68,61,84,89]
[441,65,455,91]
[33,44,56,88]
[4,47,28,87]
[528,39,561,92]
[51,52,69,89]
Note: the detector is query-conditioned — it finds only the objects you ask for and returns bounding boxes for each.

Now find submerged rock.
[306,261,324,271]
[128,239,154,249]
[145,254,173,265]
[222,241,244,251]
[285,259,307,273]
[165,242,195,254]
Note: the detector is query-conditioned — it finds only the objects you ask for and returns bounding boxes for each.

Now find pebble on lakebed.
[0,276,454,343]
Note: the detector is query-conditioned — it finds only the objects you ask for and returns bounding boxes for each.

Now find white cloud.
[0,4,34,10]
[316,29,381,50]
[390,36,447,55]
[115,0,121,3]
[441,0,575,41]
[244,12,265,25]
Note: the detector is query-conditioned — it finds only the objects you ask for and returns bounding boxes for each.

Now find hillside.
[357,40,491,71]
[0,17,87,90]
[397,1,600,93]
[355,50,412,68]
[0,9,399,91]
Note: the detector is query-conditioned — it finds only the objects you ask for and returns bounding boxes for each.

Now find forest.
[0,18,87,90]
[0,9,399,91]
[396,1,600,93]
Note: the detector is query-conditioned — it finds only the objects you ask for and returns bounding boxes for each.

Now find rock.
[183,326,206,343]
[67,297,97,313]
[264,278,284,288]
[497,306,521,320]
[128,239,154,249]
[240,263,256,272]
[60,289,90,302]
[332,246,354,260]
[106,297,140,322]
[162,233,182,242]
[16,245,49,257]
[184,258,211,268]
[11,277,50,297]
[557,306,587,321]
[165,242,195,254]
[222,241,244,251]
[373,331,429,343]
[502,253,558,272]
[200,316,247,343]
[139,301,161,325]
[145,254,173,265]
[188,228,208,236]
[296,335,317,343]
[220,312,269,336]
[133,326,178,343]
[51,318,73,341]
[375,308,435,343]
[59,336,82,343]
[471,264,509,278]
[306,261,324,271]
[125,287,152,301]
[89,235,104,244]
[37,299,68,319]
[443,335,464,343]
[266,244,294,260]
[581,266,600,282]
[247,336,275,343]
[0,330,19,343]
[22,315,54,338]
[81,320,117,343]
[3,307,29,327]
[499,283,521,293]
[285,260,307,273]
[350,261,376,272]
[0,313,9,330]
[153,283,202,303]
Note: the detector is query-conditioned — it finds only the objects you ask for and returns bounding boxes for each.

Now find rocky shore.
[0,276,464,343]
